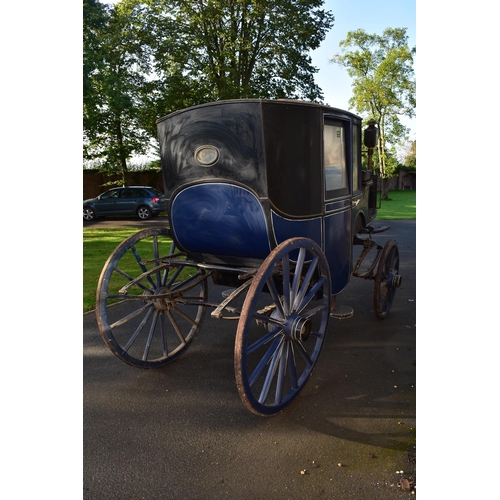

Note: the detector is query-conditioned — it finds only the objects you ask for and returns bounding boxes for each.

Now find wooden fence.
[83,169,414,200]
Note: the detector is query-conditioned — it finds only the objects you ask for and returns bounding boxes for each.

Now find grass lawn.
[83,228,153,313]
[83,190,415,313]
[376,190,416,220]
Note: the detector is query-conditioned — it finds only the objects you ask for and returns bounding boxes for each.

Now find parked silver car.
[83,186,168,221]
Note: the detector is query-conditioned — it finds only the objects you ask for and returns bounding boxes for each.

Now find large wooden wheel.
[234,238,331,416]
[374,239,402,319]
[96,228,207,368]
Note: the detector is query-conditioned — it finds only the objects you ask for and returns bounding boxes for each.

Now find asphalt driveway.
[83,220,416,499]
[83,214,170,228]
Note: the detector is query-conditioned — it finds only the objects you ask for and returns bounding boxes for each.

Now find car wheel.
[137,206,152,220]
[83,207,95,221]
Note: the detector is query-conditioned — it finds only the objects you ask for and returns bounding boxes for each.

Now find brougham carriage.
[96,99,402,416]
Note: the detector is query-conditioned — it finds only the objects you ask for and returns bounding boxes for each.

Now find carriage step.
[330,304,354,320]
[359,225,390,235]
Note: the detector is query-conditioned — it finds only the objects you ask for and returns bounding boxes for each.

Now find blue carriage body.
[157,99,375,295]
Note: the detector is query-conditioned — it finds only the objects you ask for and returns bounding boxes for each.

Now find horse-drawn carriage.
[96,99,401,415]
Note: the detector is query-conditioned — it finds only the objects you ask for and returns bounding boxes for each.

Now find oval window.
[194,145,219,166]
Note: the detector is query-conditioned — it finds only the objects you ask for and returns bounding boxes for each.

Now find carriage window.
[352,123,360,192]
[324,122,348,197]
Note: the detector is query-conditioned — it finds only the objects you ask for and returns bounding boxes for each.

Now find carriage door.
[323,118,352,294]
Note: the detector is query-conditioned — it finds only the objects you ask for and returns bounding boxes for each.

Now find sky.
[310,0,416,138]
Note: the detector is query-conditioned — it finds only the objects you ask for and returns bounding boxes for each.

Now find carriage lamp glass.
[194,145,219,166]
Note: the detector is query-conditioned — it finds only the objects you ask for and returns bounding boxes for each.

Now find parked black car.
[83,187,168,221]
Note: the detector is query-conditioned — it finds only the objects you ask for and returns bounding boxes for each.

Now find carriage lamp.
[363,120,378,172]
[195,145,220,166]
[363,120,378,148]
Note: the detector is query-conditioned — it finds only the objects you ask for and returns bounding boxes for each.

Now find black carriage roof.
[156,98,360,124]
[156,99,362,219]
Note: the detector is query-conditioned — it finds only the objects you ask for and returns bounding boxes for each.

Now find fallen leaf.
[400,478,412,492]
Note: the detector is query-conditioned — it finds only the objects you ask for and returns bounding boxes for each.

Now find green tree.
[84,0,335,179]
[144,0,335,102]
[331,28,416,198]
[83,0,107,122]
[83,0,155,185]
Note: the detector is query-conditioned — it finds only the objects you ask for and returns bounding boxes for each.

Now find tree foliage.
[84,0,157,184]
[83,0,335,178]
[331,27,416,196]
[152,0,335,101]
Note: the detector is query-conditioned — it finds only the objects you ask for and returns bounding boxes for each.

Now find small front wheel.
[234,237,331,416]
[374,239,401,319]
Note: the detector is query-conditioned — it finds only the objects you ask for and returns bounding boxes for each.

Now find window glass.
[100,190,119,199]
[352,123,359,191]
[324,123,347,194]
[121,189,136,198]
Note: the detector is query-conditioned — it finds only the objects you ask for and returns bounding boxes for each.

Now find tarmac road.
[83,220,416,499]
[83,214,170,228]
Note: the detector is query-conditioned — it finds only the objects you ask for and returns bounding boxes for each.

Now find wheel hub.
[267,310,312,343]
[388,272,402,288]
[150,287,176,311]
[286,315,312,342]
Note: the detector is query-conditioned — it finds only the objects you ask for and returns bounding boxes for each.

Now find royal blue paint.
[271,212,322,272]
[171,184,271,258]
[323,210,351,294]
[272,210,351,294]
[271,212,322,248]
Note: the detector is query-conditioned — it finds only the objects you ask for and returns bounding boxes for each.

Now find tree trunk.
[377,116,390,201]
[116,117,129,187]
[120,157,128,187]
[381,177,389,200]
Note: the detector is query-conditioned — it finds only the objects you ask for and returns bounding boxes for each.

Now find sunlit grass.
[376,190,416,220]
[83,228,160,313]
